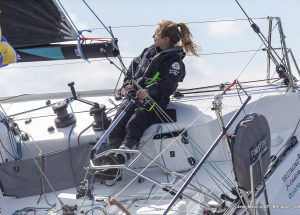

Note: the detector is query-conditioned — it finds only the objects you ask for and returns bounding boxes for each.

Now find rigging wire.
[81,0,116,39]
[1,10,295,213]
[88,17,268,31]
[1,49,266,70]
[100,36,252,211]
[0,17,269,71]
[0,94,31,102]
[236,44,265,81]
[212,3,297,212]
[235,20,279,81]
[145,19,291,214]
[234,0,284,70]
[12,206,53,215]
[177,78,281,95]
[237,2,277,61]
[185,135,236,189]
[115,103,225,213]
[231,1,296,169]
[0,5,268,215]
[56,0,91,61]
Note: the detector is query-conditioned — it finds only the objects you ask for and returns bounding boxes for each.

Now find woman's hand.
[136,89,149,100]
[123,85,132,95]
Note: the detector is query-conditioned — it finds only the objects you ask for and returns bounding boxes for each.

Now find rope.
[67,101,79,192]
[77,179,90,212]
[186,135,235,189]
[81,0,116,39]
[117,102,218,213]
[12,207,53,215]
[19,130,54,207]
[77,35,89,61]
[125,79,286,213]
[220,138,249,210]
[0,139,15,159]
[249,71,283,115]
[0,149,3,162]
[114,66,251,212]
[6,122,19,158]
[18,137,68,211]
[110,198,132,215]
[1,10,292,212]
[57,0,93,61]
[78,124,93,146]
[22,131,42,154]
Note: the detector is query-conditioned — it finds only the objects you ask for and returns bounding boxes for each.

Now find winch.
[52,101,75,128]
[90,104,111,131]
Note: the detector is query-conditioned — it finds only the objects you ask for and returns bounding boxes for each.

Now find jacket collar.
[154,46,185,58]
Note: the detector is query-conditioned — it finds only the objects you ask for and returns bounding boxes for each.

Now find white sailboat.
[0,1,299,214]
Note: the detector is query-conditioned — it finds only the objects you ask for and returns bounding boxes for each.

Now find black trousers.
[109,102,159,149]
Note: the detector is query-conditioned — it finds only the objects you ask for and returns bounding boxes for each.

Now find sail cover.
[0,0,77,48]
[231,113,271,191]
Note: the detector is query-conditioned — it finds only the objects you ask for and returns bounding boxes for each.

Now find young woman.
[95,20,201,180]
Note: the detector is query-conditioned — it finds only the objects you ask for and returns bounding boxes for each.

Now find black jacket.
[124,45,186,108]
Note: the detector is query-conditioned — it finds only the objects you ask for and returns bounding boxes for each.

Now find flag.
[0,27,18,67]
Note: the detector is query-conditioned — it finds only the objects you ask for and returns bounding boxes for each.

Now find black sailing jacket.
[124,45,186,109]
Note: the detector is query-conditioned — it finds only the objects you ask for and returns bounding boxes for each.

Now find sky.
[1,0,300,97]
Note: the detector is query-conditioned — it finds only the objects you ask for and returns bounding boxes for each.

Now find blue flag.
[0,27,18,67]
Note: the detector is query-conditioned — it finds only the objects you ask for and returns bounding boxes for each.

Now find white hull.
[0,84,299,214]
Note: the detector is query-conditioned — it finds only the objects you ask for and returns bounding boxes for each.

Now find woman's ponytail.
[177,23,201,57]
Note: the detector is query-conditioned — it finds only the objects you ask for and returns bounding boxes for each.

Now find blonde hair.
[157,20,201,57]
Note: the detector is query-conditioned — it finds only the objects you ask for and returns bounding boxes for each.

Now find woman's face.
[153,26,170,50]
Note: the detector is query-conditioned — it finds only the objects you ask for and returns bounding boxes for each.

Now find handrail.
[90,148,218,210]
[163,95,251,214]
